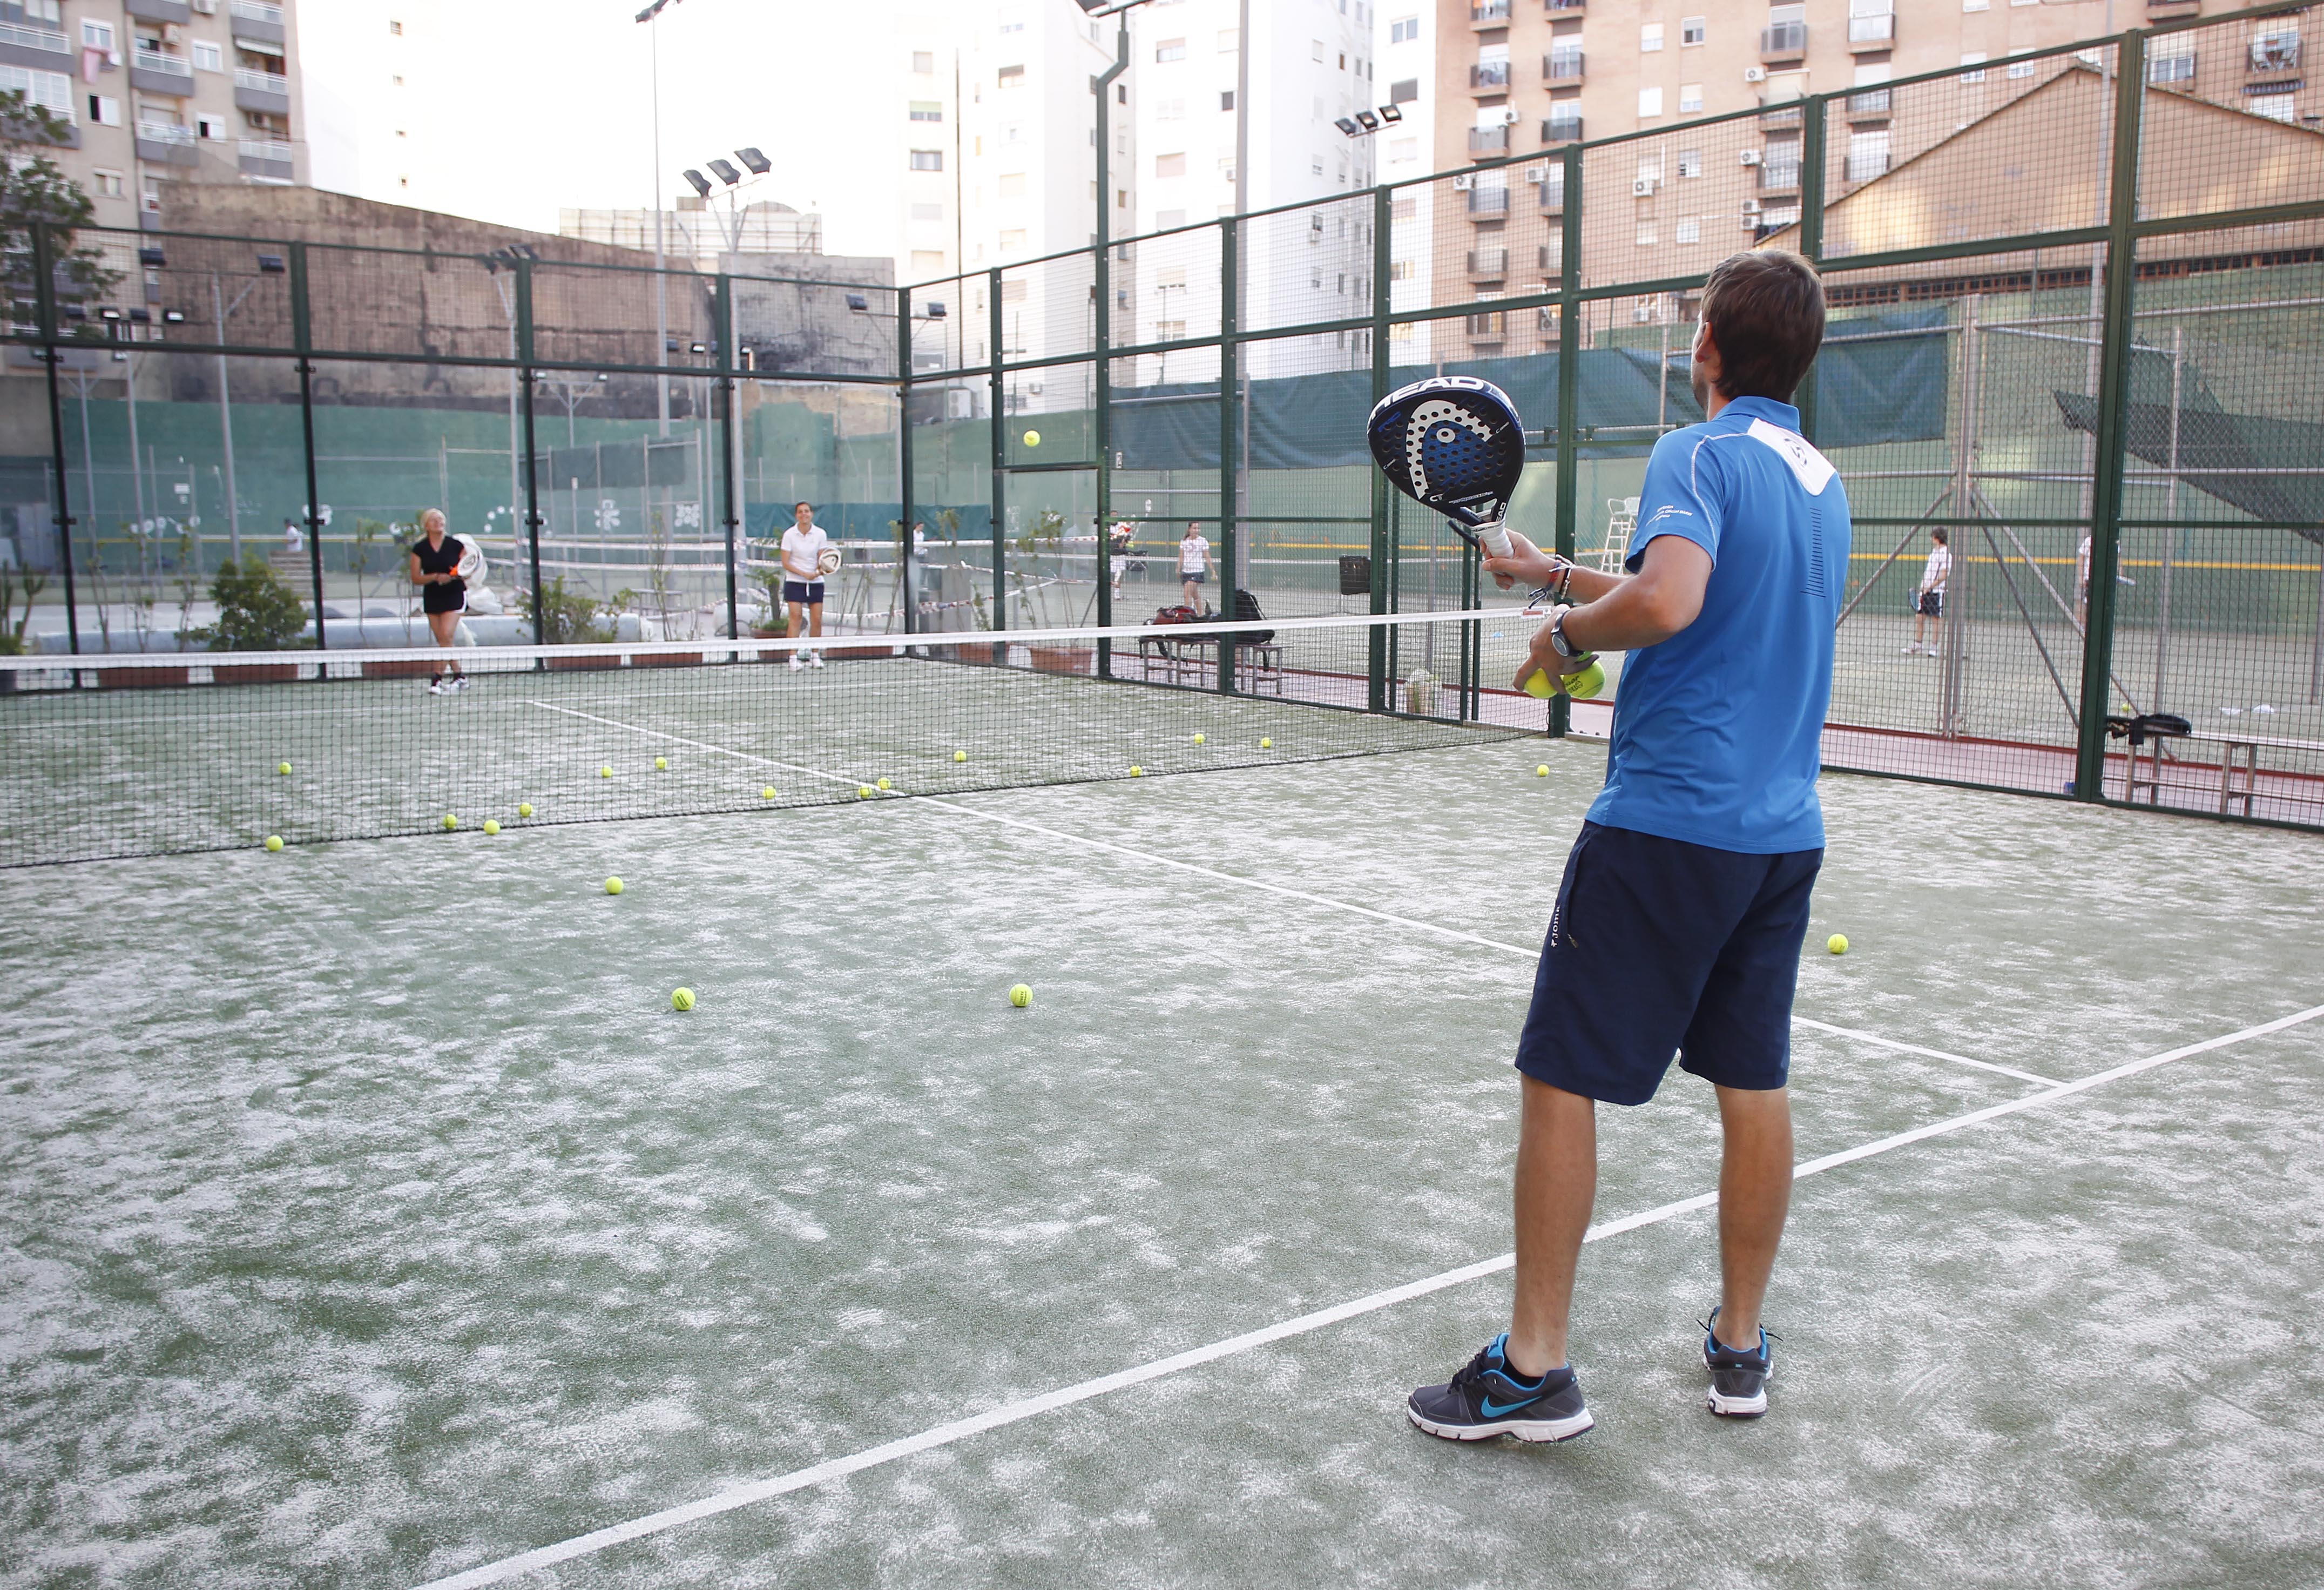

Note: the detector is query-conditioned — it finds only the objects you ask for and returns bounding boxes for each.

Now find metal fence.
[4,3,2318,828]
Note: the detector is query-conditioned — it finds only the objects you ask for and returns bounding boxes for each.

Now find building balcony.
[1467,246,1509,278]
[1546,0,1586,13]
[125,0,192,23]
[1843,151,1889,181]
[134,121,199,166]
[234,67,290,114]
[1467,307,1506,342]
[1544,50,1585,84]
[1470,59,1511,91]
[129,48,195,97]
[1759,161,1802,194]
[239,137,294,181]
[1471,0,1512,23]
[1758,97,1803,126]
[1537,242,1564,272]
[1760,21,1808,62]
[1847,12,1894,50]
[1542,113,1583,143]
[1469,124,1511,154]
[1846,88,1891,118]
[0,21,71,72]
[1538,171,1566,212]
[1465,184,1509,215]
[229,0,288,45]
[2247,35,2301,78]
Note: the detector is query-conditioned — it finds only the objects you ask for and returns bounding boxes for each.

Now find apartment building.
[0,0,302,231]
[1429,0,2318,354]
[1377,2,1438,361]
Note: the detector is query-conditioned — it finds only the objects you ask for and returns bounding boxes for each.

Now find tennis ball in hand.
[442,814,457,831]
[954,749,967,762]
[483,819,501,836]
[264,834,283,853]
[1260,737,1272,749]
[604,876,624,895]
[518,802,535,818]
[1564,659,1607,700]
[671,987,695,1012]
[1009,983,1032,1008]
[600,765,612,779]
[277,762,291,776]
[1022,429,1041,448]
[655,756,668,771]
[1827,934,1849,955]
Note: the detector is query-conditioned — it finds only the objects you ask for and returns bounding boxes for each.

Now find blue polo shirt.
[1585,396,1850,854]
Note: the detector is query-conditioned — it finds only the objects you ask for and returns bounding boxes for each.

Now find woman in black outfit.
[408,509,468,693]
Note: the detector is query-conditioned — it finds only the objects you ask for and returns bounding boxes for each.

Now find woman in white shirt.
[779,501,830,670]
[1178,522,1211,612]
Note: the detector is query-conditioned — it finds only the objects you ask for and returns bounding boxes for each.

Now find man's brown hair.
[1699,248,1826,403]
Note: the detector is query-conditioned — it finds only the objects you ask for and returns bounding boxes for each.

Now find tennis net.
[0,608,1566,867]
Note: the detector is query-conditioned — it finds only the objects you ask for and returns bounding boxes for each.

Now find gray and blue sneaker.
[1702,1307,1774,1418]
[1407,1332,1593,1443]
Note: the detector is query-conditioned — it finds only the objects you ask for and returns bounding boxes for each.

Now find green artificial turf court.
[2,730,2321,1589]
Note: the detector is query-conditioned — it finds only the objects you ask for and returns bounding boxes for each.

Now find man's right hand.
[1482,528,1565,591]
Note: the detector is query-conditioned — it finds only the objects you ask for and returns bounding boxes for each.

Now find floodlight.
[708,158,742,186]
[256,253,286,274]
[688,341,708,354]
[62,303,84,320]
[1334,117,1361,137]
[735,147,770,175]
[138,247,166,267]
[924,302,947,319]
[1355,110,1380,131]
[1379,103,1403,123]
[681,167,713,199]
[99,306,123,321]
[163,308,186,324]
[845,293,869,312]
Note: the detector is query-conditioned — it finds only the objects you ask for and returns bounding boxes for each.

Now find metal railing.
[230,0,287,23]
[136,120,195,147]
[1760,21,1808,57]
[1544,49,1585,82]
[1468,126,1510,154]
[0,21,70,55]
[235,68,289,95]
[132,47,194,78]
[1470,60,1511,89]
[1847,12,1895,45]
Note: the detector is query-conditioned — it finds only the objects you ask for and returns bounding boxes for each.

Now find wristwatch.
[1548,604,1582,661]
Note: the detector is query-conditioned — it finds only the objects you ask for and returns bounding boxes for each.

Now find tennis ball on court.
[600,765,612,779]
[483,819,501,836]
[1130,765,1143,777]
[604,876,624,895]
[1193,732,1206,745]
[1022,429,1041,448]
[954,749,967,762]
[672,987,695,1012]
[277,762,291,776]
[264,834,283,853]
[857,784,873,799]
[761,785,777,799]
[655,756,668,771]
[1260,737,1272,749]
[1537,764,1550,777]
[877,776,892,791]
[442,814,457,831]
[1009,982,1032,1008]
[1828,934,1849,955]
[518,802,535,818]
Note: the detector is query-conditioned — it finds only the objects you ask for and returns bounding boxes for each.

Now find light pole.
[540,371,607,447]
[636,0,687,437]
[208,267,271,562]
[680,147,774,259]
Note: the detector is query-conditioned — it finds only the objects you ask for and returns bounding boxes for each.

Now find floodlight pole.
[637,0,682,437]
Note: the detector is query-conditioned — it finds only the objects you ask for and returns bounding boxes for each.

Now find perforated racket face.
[453,534,484,580]
[818,548,843,575]
[1365,377,1526,531]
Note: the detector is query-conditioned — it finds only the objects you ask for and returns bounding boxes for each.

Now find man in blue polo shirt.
[1407,249,1848,1444]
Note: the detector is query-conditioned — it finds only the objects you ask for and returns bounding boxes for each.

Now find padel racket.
[816,547,843,576]
[453,534,485,583]
[1366,375,1526,559]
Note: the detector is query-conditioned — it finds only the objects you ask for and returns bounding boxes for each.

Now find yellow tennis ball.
[761,785,776,799]
[1260,737,1272,749]
[276,762,291,776]
[442,814,457,831]
[654,756,668,771]
[1130,765,1143,777]
[954,749,967,762]
[483,819,501,836]
[1022,429,1041,448]
[1828,933,1849,955]
[876,777,891,791]
[857,784,873,799]
[600,765,612,779]
[264,834,283,852]
[1009,982,1032,1008]
[1537,764,1550,777]
[517,802,535,818]
[1193,732,1205,745]
[604,876,624,895]
[671,987,695,1012]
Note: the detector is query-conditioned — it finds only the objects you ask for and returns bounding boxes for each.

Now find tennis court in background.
[3,686,2320,1587]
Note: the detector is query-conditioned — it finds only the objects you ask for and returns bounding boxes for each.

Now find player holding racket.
[780,501,830,670]
[407,508,469,694]
[1403,249,1848,1441]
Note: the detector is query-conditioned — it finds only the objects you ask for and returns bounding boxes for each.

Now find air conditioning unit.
[163,22,185,41]
[1523,165,1546,184]
[1452,172,1475,190]
[1499,106,1521,125]
[1631,178,1657,197]
[1739,149,1762,166]
[1744,66,1768,83]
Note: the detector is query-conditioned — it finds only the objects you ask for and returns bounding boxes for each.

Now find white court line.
[531,700,2043,1086]
[410,1000,2324,1590]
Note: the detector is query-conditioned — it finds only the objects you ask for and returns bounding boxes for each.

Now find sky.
[299,1,923,258]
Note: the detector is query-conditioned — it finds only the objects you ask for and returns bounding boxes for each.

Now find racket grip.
[1478,522,1514,560]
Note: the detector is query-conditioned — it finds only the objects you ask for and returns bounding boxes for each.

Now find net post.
[1550,141,1583,739]
[33,221,78,658]
[896,282,913,641]
[722,272,743,643]
[514,257,545,650]
[1368,183,1391,712]
[1217,214,1238,696]
[1093,30,1127,680]
[988,266,1005,655]
[2072,30,2145,804]
[290,242,327,654]
[1794,95,1827,446]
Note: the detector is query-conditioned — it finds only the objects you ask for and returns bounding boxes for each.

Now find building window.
[1389,259,1415,280]
[1846,128,1890,181]
[998,8,1024,32]
[1155,38,1186,62]
[997,64,1024,87]
[1157,97,1185,119]
[909,100,943,122]
[1679,82,1703,113]
[911,203,943,221]
[1676,219,1701,243]
[997,172,1025,196]
[191,41,223,72]
[999,229,1026,251]
[1154,152,1186,178]
[1962,0,1988,11]
[910,149,944,171]
[1390,77,1418,104]
[913,50,935,73]
[80,19,113,49]
[1155,208,1186,228]
[1389,136,1418,162]
[1638,86,1664,117]
[1959,52,1987,83]
[1641,22,1664,51]
[1390,15,1419,43]
[197,113,228,139]
[2005,51,2036,78]
[1636,223,1658,247]
[1220,90,1234,111]
[1219,29,1238,51]
[87,93,121,126]
[1677,148,1702,178]
[388,19,402,34]
[2147,43,2195,84]
[1681,16,1706,45]
[93,168,124,197]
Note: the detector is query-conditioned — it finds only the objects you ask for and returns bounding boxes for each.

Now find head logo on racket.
[1365,376,1527,557]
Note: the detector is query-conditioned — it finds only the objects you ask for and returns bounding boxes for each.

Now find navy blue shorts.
[1514,822,1823,1106]
[782,580,825,605]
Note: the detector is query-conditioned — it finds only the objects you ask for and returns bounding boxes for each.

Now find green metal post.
[723,273,744,641]
[1093,26,1129,676]
[897,284,913,637]
[290,243,328,651]
[514,256,545,647]
[33,222,78,656]
[989,266,1006,642]
[2073,31,2146,802]
[1551,143,1583,739]
[1795,95,1827,444]
[1218,215,1238,695]
[1369,183,1392,711]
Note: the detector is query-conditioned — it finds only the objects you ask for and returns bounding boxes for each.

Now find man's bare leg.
[1503,1077,1598,1379]
[1711,1083,1793,1349]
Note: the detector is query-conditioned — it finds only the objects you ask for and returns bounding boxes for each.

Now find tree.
[0,89,117,333]
[191,557,309,651]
